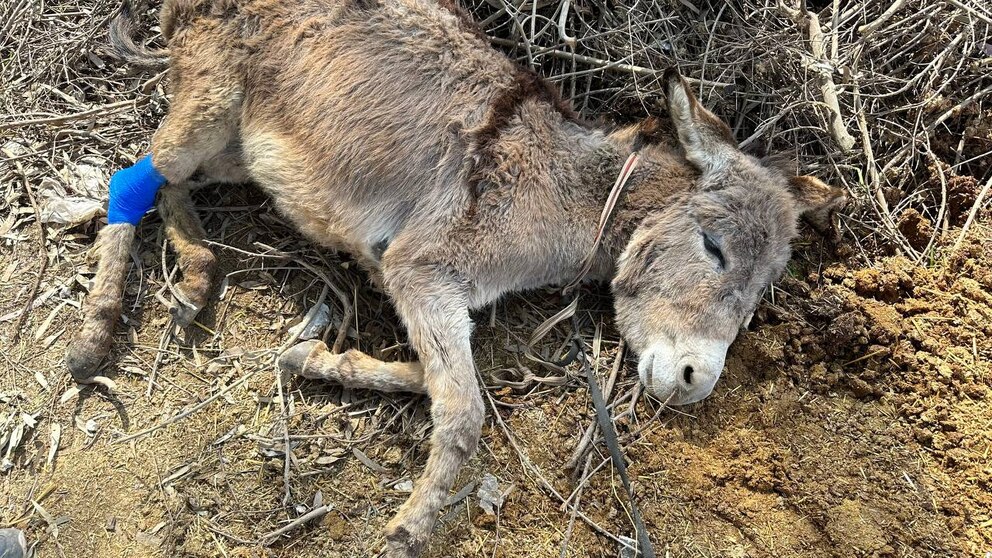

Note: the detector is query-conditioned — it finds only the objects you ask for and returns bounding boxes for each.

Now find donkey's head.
[612,71,845,405]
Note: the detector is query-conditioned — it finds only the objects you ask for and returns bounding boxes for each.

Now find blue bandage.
[107,154,167,225]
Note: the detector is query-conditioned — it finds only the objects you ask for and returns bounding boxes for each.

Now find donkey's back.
[155,0,529,264]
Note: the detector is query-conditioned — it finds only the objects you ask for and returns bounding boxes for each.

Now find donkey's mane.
[469,66,587,189]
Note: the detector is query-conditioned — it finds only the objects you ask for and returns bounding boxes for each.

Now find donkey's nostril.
[682,365,694,384]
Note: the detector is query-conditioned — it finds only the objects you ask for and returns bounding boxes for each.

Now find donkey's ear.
[665,69,737,174]
[632,116,667,150]
[788,175,848,233]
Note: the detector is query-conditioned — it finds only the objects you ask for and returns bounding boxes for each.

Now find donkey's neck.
[559,127,698,283]
[477,98,697,290]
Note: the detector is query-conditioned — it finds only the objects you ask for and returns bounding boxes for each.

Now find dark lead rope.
[524,151,653,554]
[569,305,656,558]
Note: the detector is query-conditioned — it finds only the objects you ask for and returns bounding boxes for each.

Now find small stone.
[0,528,26,558]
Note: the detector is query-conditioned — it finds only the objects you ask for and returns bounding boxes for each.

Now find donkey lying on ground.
[67,0,844,554]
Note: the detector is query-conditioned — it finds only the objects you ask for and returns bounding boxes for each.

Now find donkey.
[66,0,845,554]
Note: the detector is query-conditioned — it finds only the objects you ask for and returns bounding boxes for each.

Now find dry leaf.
[35,300,68,340]
[47,423,61,469]
[4,423,24,460]
[41,328,65,349]
[31,500,59,537]
[59,387,80,404]
[352,447,388,473]
[79,376,118,391]
[21,413,38,429]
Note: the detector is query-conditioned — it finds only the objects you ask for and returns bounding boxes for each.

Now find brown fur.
[470,66,584,192]
[434,0,484,39]
[66,224,134,377]
[67,1,846,555]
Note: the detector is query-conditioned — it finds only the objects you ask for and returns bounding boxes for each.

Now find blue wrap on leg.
[107,154,167,225]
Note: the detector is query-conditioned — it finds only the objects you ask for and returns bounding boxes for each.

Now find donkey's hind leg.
[278,341,426,394]
[66,72,241,379]
[65,224,137,379]
[157,148,247,326]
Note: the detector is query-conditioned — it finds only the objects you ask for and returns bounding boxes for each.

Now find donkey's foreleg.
[380,266,484,558]
[158,186,216,326]
[160,146,248,326]
[278,340,426,393]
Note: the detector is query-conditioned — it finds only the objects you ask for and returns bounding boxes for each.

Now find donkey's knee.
[430,391,485,457]
[66,224,135,379]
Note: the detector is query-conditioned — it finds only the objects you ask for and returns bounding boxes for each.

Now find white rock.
[477,473,504,515]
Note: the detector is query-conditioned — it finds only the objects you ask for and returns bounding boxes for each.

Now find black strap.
[570,307,655,558]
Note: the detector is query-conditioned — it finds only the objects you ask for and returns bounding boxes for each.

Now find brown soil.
[2,187,990,558]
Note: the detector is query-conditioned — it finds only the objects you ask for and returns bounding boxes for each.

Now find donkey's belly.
[240,129,410,268]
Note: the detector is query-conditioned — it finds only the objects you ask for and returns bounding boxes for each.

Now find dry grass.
[1,0,991,557]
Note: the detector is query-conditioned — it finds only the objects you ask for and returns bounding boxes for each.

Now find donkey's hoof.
[169,299,202,328]
[383,522,427,558]
[277,340,325,377]
[65,344,103,381]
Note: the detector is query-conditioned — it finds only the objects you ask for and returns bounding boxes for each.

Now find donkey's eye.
[702,233,726,269]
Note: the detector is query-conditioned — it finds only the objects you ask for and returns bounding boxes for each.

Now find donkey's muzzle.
[637,337,728,405]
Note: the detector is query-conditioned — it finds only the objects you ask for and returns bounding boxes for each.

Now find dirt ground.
[1,175,990,557]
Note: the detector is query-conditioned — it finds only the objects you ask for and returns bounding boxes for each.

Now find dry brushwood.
[467,0,992,259]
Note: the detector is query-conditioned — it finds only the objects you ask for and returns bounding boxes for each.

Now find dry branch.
[2,149,48,343]
[259,504,332,545]
[858,0,909,36]
[0,100,141,131]
[778,1,856,152]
